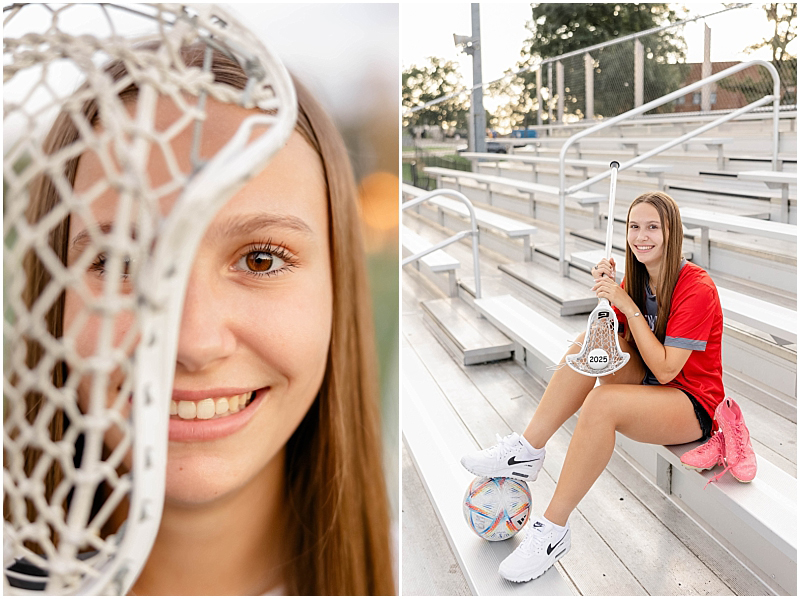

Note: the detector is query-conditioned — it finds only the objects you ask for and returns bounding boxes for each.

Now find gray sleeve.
[665,336,706,351]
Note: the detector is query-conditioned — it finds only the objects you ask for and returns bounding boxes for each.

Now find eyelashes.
[233,239,298,278]
[86,241,298,281]
[88,253,133,279]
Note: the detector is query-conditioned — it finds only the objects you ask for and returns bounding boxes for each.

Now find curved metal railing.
[402,187,482,299]
[556,59,781,276]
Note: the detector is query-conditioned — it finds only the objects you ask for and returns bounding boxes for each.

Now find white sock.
[520,435,545,454]
[541,516,566,531]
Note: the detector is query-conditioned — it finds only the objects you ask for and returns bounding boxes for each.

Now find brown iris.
[245,251,273,273]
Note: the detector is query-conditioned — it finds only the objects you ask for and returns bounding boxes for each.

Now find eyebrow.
[207,212,314,239]
[70,222,134,253]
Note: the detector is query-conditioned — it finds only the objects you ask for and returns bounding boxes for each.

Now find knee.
[578,386,617,427]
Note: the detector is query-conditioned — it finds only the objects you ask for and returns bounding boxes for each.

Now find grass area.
[402,151,473,189]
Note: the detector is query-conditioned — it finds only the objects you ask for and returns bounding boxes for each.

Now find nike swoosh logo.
[546,530,569,555]
[507,456,541,466]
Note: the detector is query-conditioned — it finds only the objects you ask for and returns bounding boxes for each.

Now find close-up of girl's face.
[627,201,667,269]
[64,97,333,505]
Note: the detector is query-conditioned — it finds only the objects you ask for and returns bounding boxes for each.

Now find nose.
[175,266,237,373]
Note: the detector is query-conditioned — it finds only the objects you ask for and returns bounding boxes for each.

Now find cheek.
[64,289,138,358]
[232,267,334,388]
[244,293,332,376]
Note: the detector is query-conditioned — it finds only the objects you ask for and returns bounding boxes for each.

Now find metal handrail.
[402,188,482,299]
[557,59,781,276]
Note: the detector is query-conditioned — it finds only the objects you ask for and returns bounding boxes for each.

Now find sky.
[401,3,795,89]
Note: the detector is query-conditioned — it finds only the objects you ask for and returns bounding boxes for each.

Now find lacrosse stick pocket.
[566,299,630,376]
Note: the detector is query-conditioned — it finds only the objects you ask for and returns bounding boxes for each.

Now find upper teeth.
[170,393,253,420]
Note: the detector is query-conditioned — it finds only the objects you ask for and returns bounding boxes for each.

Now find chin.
[635,252,662,266]
[163,445,282,506]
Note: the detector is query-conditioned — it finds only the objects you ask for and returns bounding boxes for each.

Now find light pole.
[454,3,486,153]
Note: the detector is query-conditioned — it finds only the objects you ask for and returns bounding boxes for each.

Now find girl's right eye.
[88,253,132,279]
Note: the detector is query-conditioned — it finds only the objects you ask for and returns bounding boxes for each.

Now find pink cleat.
[713,397,758,484]
[681,432,725,471]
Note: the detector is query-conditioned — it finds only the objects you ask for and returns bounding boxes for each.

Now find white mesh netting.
[4,4,295,594]
[565,301,630,377]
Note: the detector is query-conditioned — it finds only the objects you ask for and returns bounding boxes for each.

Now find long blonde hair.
[17,46,394,595]
[623,191,684,344]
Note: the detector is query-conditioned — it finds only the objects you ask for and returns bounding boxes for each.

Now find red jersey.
[613,261,725,422]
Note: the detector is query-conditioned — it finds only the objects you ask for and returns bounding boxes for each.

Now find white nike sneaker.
[460,432,545,481]
[499,518,571,583]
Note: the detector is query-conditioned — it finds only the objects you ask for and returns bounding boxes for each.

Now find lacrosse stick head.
[4,3,296,594]
[566,299,630,376]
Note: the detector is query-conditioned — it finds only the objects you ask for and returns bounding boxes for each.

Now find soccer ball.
[462,476,531,541]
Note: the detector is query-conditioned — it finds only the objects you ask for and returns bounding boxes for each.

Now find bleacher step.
[421,297,513,365]
[402,345,574,596]
[617,434,797,595]
[570,228,628,253]
[474,295,573,384]
[668,180,795,201]
[498,262,597,316]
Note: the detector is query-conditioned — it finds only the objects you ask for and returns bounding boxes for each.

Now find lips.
[168,388,267,442]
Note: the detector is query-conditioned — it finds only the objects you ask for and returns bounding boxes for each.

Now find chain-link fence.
[404,147,473,190]
[508,4,795,129]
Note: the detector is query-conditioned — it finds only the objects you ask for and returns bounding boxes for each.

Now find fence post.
[556,60,564,123]
[547,63,554,127]
[634,39,644,108]
[536,66,543,126]
[702,24,712,112]
[585,52,594,120]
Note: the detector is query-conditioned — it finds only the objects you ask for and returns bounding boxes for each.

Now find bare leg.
[543,384,703,526]
[522,333,644,449]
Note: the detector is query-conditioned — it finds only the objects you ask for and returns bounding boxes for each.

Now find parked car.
[486,141,508,154]
[511,128,538,139]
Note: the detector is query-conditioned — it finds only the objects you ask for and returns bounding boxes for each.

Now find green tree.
[719,4,797,105]
[492,3,688,126]
[746,3,797,62]
[402,57,469,134]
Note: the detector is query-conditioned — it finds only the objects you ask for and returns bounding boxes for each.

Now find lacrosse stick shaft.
[596,160,621,309]
[604,161,620,261]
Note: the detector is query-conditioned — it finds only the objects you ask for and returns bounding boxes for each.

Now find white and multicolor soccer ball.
[463,476,531,541]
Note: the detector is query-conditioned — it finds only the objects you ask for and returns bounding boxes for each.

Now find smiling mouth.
[635,245,655,251]
[169,391,257,421]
